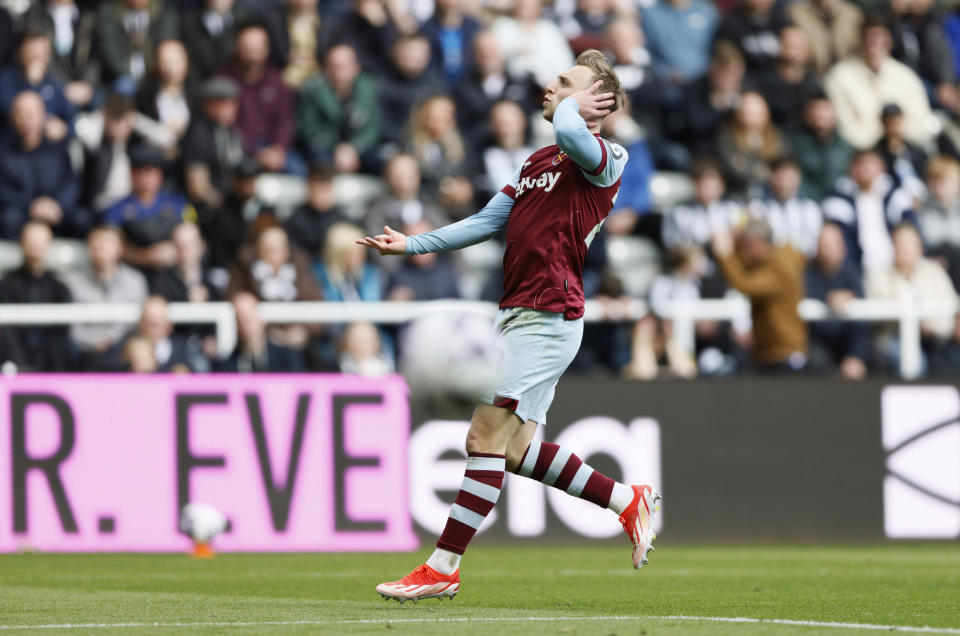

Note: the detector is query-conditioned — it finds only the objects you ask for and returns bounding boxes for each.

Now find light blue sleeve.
[553,97,629,188]
[405,191,515,255]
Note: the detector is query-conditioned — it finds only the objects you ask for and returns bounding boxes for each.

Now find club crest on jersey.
[553,151,567,166]
[515,171,561,196]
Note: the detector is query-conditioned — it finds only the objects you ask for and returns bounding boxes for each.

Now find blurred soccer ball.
[179,503,227,544]
[401,310,503,401]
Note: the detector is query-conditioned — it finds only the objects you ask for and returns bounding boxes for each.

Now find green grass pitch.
[1,544,958,634]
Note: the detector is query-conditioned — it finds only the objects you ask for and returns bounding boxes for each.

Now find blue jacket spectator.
[421,0,482,87]
[314,223,382,302]
[805,223,870,378]
[0,92,86,240]
[642,0,718,84]
[0,27,76,133]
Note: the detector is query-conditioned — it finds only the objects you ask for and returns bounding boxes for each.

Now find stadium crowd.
[2,0,960,378]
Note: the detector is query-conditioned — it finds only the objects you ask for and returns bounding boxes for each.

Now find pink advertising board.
[0,374,418,553]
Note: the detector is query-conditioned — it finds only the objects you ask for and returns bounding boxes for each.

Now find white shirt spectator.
[824,56,937,150]
[491,15,575,88]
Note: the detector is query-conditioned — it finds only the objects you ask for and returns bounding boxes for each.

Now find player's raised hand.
[356,225,407,256]
[570,80,615,120]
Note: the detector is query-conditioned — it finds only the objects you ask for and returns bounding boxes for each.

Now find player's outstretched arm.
[356,191,515,256]
[357,226,407,255]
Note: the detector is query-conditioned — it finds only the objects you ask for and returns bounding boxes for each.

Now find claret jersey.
[499,135,626,320]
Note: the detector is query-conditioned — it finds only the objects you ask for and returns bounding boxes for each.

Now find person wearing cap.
[875,102,928,199]
[284,164,349,256]
[181,76,246,210]
[197,157,274,283]
[0,90,88,240]
[103,144,195,271]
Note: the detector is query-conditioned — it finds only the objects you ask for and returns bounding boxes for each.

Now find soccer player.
[358,50,660,603]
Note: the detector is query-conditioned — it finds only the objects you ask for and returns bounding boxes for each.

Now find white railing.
[0,298,954,378]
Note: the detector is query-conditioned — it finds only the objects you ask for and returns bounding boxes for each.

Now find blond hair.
[926,155,960,182]
[322,222,365,285]
[575,49,625,112]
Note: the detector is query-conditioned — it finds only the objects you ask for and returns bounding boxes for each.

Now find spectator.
[751,26,821,135]
[123,333,158,372]
[149,222,217,302]
[623,245,703,380]
[123,294,209,371]
[749,156,823,258]
[325,0,401,76]
[314,222,382,301]
[791,91,854,201]
[561,0,615,54]
[454,30,538,148]
[491,0,575,88]
[662,159,743,250]
[93,0,178,83]
[866,223,959,375]
[918,156,960,290]
[715,91,785,199]
[386,220,461,300]
[218,21,296,174]
[338,321,394,375]
[876,103,927,199]
[284,165,349,256]
[62,224,149,367]
[228,224,322,303]
[421,0,482,87]
[280,0,321,88]
[889,0,957,111]
[180,0,243,81]
[197,158,272,279]
[297,43,380,173]
[79,92,138,212]
[136,39,197,148]
[0,25,75,140]
[712,219,808,373]
[605,15,661,112]
[214,290,306,372]
[642,0,718,85]
[0,221,72,371]
[181,76,246,210]
[0,91,87,240]
[715,0,789,74]
[366,153,447,239]
[823,16,936,150]
[408,95,475,216]
[479,100,533,198]
[0,6,14,68]
[378,33,445,147]
[103,145,193,271]
[805,222,869,379]
[823,149,917,275]
[680,42,745,156]
[22,0,98,110]
[788,0,863,75]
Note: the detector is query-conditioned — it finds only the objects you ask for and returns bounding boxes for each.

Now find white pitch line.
[0,615,958,633]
